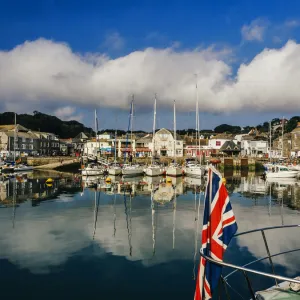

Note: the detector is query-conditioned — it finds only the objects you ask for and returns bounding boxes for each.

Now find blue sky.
[0,0,300,131]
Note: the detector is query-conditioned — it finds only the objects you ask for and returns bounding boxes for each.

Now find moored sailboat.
[122,95,144,177]
[166,100,182,177]
[145,95,164,177]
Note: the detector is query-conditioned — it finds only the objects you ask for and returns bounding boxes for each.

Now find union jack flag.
[194,166,237,300]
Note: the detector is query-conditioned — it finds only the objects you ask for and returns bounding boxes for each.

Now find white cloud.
[0,38,300,115]
[102,31,125,51]
[241,19,268,42]
[284,20,300,28]
[54,106,83,121]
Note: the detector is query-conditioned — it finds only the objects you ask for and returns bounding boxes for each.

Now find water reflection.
[0,171,299,299]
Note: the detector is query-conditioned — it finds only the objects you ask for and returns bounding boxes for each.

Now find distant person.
[129,154,133,165]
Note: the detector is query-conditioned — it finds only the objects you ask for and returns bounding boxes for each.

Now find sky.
[0,0,300,131]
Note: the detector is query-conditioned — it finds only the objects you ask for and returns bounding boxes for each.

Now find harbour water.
[0,171,299,299]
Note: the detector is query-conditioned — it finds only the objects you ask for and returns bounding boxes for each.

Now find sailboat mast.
[152,95,157,165]
[195,74,201,165]
[281,116,284,158]
[131,95,134,157]
[95,109,99,158]
[13,113,16,162]
[114,130,117,163]
[269,120,272,161]
[173,100,176,163]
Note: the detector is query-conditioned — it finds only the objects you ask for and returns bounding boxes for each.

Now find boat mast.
[173,100,176,164]
[130,95,134,160]
[195,74,201,165]
[13,113,16,162]
[172,186,177,249]
[281,116,284,158]
[95,109,99,158]
[114,129,117,163]
[269,120,272,162]
[151,94,157,165]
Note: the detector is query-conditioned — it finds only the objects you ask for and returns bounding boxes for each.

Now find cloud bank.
[0,38,300,114]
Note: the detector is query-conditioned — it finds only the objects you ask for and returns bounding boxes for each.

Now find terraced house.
[0,124,39,157]
[291,122,300,158]
[0,124,60,157]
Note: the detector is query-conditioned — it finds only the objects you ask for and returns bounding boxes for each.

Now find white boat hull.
[166,167,182,177]
[266,171,298,178]
[14,167,34,172]
[108,167,122,175]
[184,167,205,177]
[122,166,144,177]
[81,169,104,176]
[145,166,164,177]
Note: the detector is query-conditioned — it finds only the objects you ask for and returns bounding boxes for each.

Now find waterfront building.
[241,136,268,157]
[291,122,300,158]
[152,128,184,157]
[0,125,39,157]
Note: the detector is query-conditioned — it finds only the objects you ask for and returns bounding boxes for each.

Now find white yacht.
[183,81,205,179]
[108,165,122,176]
[166,100,182,177]
[81,163,104,176]
[265,165,298,178]
[122,164,144,177]
[14,164,34,172]
[108,130,122,176]
[144,96,165,177]
[166,163,182,177]
[184,163,205,178]
[145,165,165,177]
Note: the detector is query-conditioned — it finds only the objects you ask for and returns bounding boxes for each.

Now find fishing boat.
[145,95,165,177]
[81,163,104,176]
[166,100,182,177]
[265,165,298,178]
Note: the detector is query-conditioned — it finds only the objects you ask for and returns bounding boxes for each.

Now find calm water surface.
[0,172,299,299]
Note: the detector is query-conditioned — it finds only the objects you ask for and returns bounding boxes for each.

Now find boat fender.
[46,178,53,184]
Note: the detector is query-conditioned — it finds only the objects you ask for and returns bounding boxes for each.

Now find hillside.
[0,111,94,139]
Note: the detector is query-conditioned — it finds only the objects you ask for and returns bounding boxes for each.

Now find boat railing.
[199,224,300,299]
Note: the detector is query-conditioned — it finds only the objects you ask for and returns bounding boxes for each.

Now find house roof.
[74,132,89,139]
[210,134,234,140]
[155,128,183,141]
[4,131,39,139]
[136,134,153,143]
[220,140,241,152]
[0,124,29,132]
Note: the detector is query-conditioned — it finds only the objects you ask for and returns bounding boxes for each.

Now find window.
[176,141,180,145]
[216,141,221,146]
[29,145,33,150]
[40,142,43,147]
[22,137,26,142]
[22,144,26,149]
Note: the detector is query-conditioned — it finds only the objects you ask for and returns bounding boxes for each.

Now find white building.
[241,138,268,157]
[153,128,184,157]
[83,139,112,156]
[97,132,112,140]
[208,135,237,150]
